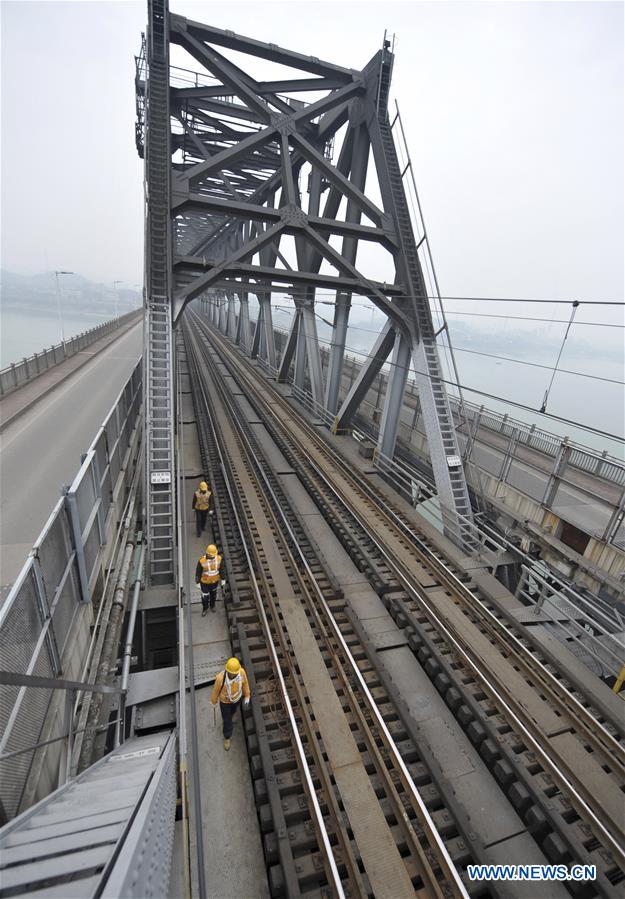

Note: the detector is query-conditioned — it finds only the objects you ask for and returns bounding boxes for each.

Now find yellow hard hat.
[225,657,241,675]
[199,481,208,491]
[206,544,218,556]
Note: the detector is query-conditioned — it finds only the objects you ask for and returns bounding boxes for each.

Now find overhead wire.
[452,346,624,387]
[439,310,625,329]
[263,306,623,443]
[309,292,625,306]
[270,302,624,388]
[269,295,624,329]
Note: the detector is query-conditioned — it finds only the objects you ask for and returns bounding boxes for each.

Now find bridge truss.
[137,0,473,582]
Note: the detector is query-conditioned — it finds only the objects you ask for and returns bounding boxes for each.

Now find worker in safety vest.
[192,480,213,538]
[211,657,251,750]
[195,544,225,616]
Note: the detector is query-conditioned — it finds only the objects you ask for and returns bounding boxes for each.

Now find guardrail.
[0,361,142,821]
[0,309,142,397]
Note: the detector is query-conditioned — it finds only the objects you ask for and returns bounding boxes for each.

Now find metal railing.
[0,309,141,398]
[0,361,142,821]
[265,321,624,494]
[445,393,625,487]
[355,419,624,681]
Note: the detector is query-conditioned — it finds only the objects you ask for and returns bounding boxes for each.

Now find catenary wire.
[301,292,625,307]
[270,304,624,388]
[440,310,625,329]
[268,296,624,328]
[451,346,624,387]
[260,308,623,443]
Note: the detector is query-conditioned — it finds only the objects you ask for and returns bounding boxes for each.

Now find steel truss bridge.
[1,3,624,899]
[139,0,475,584]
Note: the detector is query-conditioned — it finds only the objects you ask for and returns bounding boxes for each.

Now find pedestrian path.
[183,461,269,898]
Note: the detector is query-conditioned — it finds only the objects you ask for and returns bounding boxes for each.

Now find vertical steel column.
[226,292,237,339]
[299,164,324,402]
[278,309,301,383]
[261,296,277,369]
[499,428,519,483]
[542,438,571,508]
[301,303,324,404]
[237,288,251,354]
[603,487,625,544]
[219,299,228,333]
[294,311,307,389]
[325,123,370,415]
[63,489,90,603]
[378,331,411,458]
[251,296,264,358]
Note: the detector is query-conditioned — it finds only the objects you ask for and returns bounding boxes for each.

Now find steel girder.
[136,1,474,544]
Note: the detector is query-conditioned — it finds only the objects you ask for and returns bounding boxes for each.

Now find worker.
[211,657,251,750]
[192,480,213,538]
[195,544,225,616]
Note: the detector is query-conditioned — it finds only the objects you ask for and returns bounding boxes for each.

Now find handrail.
[0,309,141,397]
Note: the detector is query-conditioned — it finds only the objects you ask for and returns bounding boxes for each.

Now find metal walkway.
[0,732,176,899]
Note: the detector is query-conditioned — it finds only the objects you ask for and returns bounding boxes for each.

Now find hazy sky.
[1,0,624,299]
[1,0,622,302]
[1,1,623,445]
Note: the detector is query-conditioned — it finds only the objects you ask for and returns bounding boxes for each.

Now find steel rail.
[190,323,465,899]
[198,315,625,872]
[175,338,192,899]
[193,366,369,898]
[177,346,208,899]
[204,316,625,761]
[183,324,346,899]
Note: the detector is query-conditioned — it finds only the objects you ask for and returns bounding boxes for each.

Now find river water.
[1,309,116,368]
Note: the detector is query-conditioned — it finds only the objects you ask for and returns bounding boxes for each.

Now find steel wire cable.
[269,303,623,384]
[255,307,624,441]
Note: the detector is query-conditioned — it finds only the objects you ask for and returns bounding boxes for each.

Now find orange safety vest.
[195,489,211,511]
[211,668,250,705]
[199,553,221,584]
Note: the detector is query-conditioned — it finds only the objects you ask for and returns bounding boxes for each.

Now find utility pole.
[54,271,74,343]
[113,280,123,319]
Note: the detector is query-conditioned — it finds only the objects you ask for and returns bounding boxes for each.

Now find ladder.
[376,52,474,539]
[144,0,175,583]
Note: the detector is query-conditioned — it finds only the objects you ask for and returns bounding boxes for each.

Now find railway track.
[185,308,625,897]
[182,321,488,898]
